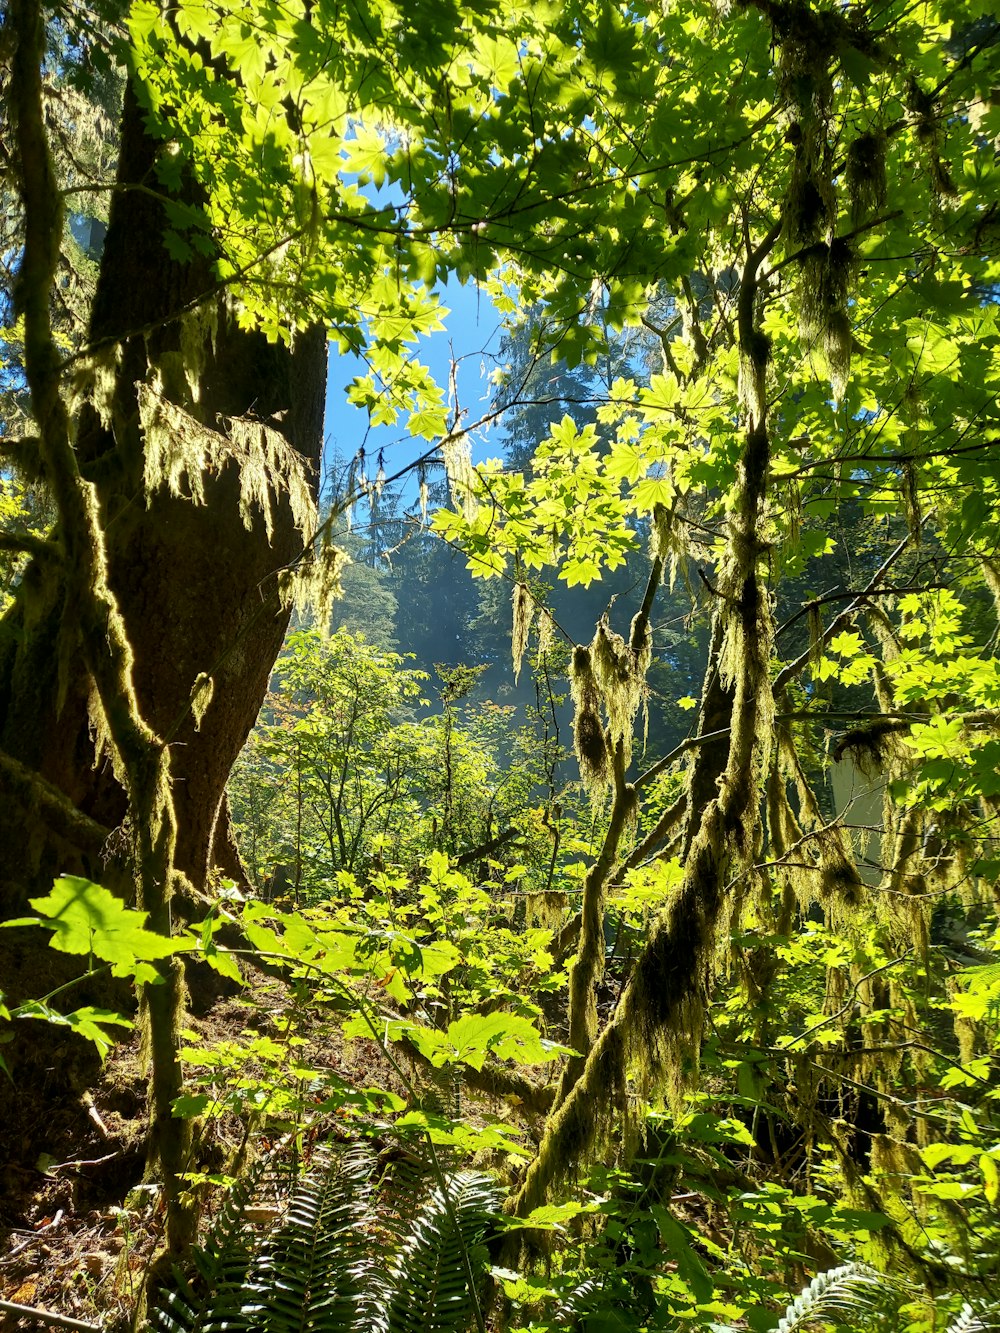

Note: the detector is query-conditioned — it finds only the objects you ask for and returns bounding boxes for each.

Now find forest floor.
[0,958,424,1333]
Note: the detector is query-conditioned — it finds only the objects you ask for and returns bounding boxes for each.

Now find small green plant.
[0,875,189,1070]
[148,1143,498,1333]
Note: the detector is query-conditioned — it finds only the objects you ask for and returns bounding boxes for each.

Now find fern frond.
[148,1151,283,1333]
[776,1263,899,1333]
[242,1142,383,1332]
[148,1149,501,1333]
[945,1303,1000,1333]
[553,1278,613,1327]
[384,1171,498,1333]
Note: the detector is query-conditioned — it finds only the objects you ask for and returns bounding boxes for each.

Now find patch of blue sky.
[321,162,510,502]
[323,272,508,501]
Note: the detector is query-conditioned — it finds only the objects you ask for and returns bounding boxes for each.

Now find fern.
[147,1148,498,1333]
[776,1263,899,1333]
[149,1151,285,1333]
[945,1304,1000,1333]
[384,1171,498,1333]
[241,1143,382,1332]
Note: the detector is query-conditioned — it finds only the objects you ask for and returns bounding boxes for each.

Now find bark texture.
[0,83,327,920]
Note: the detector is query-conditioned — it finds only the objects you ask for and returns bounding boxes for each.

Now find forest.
[1,0,999,1329]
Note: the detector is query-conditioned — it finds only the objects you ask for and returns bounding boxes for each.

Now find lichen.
[799,239,856,400]
[189,672,214,732]
[138,382,316,545]
[512,581,534,683]
[846,129,888,221]
[570,645,610,793]
[441,435,478,523]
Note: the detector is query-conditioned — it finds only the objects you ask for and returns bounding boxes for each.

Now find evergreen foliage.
[148,1146,497,1333]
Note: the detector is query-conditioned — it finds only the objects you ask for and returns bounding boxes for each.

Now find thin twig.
[0,1299,102,1332]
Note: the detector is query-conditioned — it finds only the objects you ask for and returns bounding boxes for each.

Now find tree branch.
[0,1299,101,1333]
[773,527,925,694]
[0,748,111,855]
[0,530,60,562]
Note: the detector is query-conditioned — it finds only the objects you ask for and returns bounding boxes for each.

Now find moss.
[831,717,901,772]
[784,168,833,247]
[824,309,852,400]
[189,671,214,731]
[902,461,921,543]
[574,705,609,791]
[511,581,534,683]
[819,857,863,908]
[807,601,823,666]
[799,239,856,396]
[650,503,690,592]
[847,130,887,220]
[572,643,592,679]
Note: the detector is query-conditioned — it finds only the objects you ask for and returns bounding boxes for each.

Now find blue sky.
[322,276,508,503]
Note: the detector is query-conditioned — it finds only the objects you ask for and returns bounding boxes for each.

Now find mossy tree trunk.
[2,13,326,1256]
[510,221,781,1220]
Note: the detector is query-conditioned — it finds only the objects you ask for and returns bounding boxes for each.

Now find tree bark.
[0,82,327,919]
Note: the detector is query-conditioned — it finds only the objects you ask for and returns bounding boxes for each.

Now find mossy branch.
[9,0,192,1250]
[510,223,781,1217]
[555,556,663,1109]
[0,747,111,855]
[554,740,630,1109]
[0,531,61,562]
[623,792,687,869]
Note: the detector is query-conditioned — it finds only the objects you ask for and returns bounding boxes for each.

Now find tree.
[1,0,330,1253]
[3,0,1000,1310]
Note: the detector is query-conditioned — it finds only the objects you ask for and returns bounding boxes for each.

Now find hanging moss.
[799,238,856,398]
[622,782,639,833]
[571,643,592,684]
[832,717,904,773]
[650,502,690,592]
[279,541,348,631]
[807,601,824,667]
[907,76,958,199]
[535,606,555,664]
[570,644,611,790]
[817,846,864,909]
[574,706,610,792]
[592,618,639,753]
[569,616,651,784]
[138,384,316,545]
[511,581,534,683]
[846,130,887,221]
[189,671,214,732]
[441,434,479,521]
[784,162,835,248]
[525,889,568,929]
[824,309,853,401]
[902,462,921,544]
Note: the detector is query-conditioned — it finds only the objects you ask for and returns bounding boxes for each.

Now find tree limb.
[773,528,923,694]
[0,530,60,562]
[0,1299,101,1333]
[0,747,111,856]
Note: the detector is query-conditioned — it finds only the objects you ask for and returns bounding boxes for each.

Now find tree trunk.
[0,82,326,920]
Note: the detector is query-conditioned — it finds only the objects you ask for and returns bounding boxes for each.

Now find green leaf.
[822,1207,892,1234]
[172,1092,212,1118]
[27,877,180,977]
[342,126,387,187]
[650,1207,714,1303]
[980,1152,999,1204]
[443,1011,570,1069]
[14,1000,132,1060]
